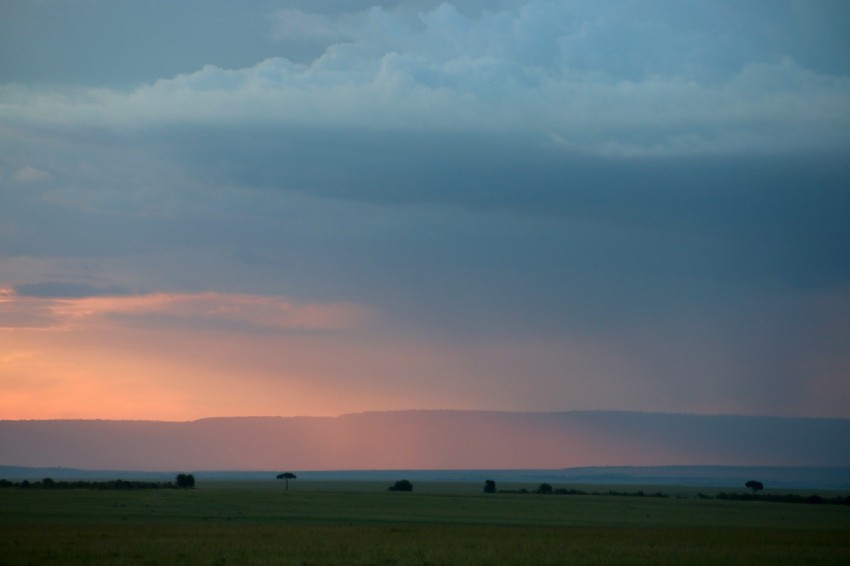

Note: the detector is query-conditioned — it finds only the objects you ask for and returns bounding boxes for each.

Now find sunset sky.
[1,0,849,421]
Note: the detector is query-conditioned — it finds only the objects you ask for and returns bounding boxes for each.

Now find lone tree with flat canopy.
[745,480,764,493]
[276,472,297,491]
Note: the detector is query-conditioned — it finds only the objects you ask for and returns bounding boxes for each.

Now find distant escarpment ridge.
[1,411,848,472]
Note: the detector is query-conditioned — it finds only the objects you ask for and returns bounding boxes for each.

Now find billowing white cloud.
[2,2,848,155]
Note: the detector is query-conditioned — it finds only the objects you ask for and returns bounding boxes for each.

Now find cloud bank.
[2,2,849,156]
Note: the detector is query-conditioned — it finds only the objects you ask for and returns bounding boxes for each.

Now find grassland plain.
[1,481,849,565]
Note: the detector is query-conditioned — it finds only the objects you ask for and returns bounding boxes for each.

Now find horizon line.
[2,408,847,423]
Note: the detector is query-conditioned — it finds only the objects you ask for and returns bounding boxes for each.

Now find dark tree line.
[481,478,848,506]
[497,484,669,498]
[1,473,196,490]
[0,478,177,490]
[716,492,850,506]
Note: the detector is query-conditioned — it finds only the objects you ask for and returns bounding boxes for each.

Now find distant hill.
[1,411,848,473]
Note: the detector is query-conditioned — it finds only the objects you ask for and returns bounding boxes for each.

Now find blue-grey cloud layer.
[2,1,849,417]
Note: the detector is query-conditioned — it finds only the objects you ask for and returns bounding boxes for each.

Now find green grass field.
[2,481,849,564]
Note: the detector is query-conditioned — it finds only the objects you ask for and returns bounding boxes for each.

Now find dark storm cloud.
[175,126,850,291]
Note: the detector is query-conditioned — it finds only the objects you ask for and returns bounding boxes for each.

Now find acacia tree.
[276,472,297,491]
[483,480,496,493]
[745,480,764,493]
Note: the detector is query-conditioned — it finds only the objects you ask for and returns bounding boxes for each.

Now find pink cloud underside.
[0,289,370,332]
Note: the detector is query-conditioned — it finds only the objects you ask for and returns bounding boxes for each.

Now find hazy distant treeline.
[0,478,177,490]
[498,484,670,497]
[495,483,850,506]
[714,492,850,506]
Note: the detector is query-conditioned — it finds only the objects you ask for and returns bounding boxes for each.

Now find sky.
[1,0,849,421]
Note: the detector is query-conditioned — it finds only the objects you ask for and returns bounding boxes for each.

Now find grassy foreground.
[2,481,849,564]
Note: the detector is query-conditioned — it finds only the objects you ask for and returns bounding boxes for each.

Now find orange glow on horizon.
[0,289,387,420]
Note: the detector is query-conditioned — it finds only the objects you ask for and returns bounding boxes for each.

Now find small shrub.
[388,480,413,492]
